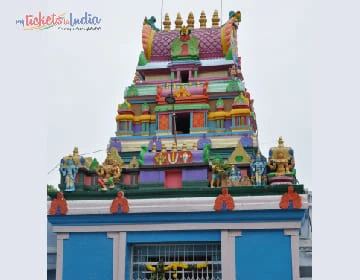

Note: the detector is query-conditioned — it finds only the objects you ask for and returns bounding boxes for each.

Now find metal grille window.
[131,243,222,280]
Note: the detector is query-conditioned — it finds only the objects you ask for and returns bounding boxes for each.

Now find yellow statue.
[267,137,295,176]
[96,148,124,189]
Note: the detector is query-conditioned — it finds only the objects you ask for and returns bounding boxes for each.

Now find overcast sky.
[41,0,312,190]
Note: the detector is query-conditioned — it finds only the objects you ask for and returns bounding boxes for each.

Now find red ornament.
[214,188,235,211]
[279,186,302,209]
[49,192,68,215]
[110,191,130,214]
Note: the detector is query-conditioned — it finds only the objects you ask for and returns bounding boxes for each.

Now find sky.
[43,0,312,190]
[4,0,360,279]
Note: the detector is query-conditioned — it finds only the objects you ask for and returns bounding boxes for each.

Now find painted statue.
[230,165,242,185]
[60,159,78,192]
[267,137,296,185]
[143,16,160,32]
[210,156,231,188]
[267,137,295,175]
[96,147,124,191]
[268,151,295,175]
[210,160,221,188]
[250,151,267,186]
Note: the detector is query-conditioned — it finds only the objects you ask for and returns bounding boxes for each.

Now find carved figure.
[143,16,160,32]
[96,148,124,191]
[250,151,267,186]
[210,157,231,188]
[210,161,221,188]
[267,137,295,175]
[230,165,242,185]
[267,137,296,185]
[268,151,295,175]
[60,159,78,192]
[133,71,140,84]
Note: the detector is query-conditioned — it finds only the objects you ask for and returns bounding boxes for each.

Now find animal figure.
[143,16,160,32]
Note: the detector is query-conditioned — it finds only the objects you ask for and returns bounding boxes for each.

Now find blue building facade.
[48,195,309,280]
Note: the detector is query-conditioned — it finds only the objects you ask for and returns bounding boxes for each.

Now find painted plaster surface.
[182,168,207,180]
[235,230,292,280]
[47,194,308,215]
[139,170,164,182]
[63,232,113,280]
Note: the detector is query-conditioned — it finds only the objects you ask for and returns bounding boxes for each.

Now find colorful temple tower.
[48,10,310,280]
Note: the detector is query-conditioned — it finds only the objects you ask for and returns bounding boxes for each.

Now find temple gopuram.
[48,10,310,280]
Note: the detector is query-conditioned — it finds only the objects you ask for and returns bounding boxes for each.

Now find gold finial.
[182,143,187,151]
[152,142,156,152]
[192,141,198,150]
[161,143,167,152]
[175,12,183,30]
[212,10,220,27]
[163,13,171,31]
[187,12,194,29]
[171,142,177,151]
[278,137,284,147]
[199,11,207,28]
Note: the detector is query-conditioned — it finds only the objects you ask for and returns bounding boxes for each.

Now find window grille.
[131,242,222,280]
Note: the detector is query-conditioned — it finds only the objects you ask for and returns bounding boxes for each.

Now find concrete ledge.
[47,194,308,215]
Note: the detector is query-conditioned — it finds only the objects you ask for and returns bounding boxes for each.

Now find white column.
[56,233,69,280]
[221,230,242,280]
[284,229,300,280]
[107,232,127,280]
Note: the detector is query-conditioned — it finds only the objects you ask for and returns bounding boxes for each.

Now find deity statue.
[250,151,267,186]
[210,160,221,188]
[267,137,296,185]
[229,165,242,186]
[59,158,78,192]
[70,147,92,168]
[210,156,231,188]
[96,147,124,191]
[133,72,140,84]
[230,65,236,77]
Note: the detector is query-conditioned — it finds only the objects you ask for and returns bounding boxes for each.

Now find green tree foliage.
[47,184,58,193]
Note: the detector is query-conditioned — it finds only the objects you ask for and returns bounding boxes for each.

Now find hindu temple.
[48,9,311,280]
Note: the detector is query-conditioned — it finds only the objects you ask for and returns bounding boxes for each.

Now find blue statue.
[230,165,241,184]
[250,151,266,186]
[60,159,78,191]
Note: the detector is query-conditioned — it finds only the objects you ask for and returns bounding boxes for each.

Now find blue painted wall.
[235,230,292,280]
[127,230,221,243]
[63,232,113,280]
